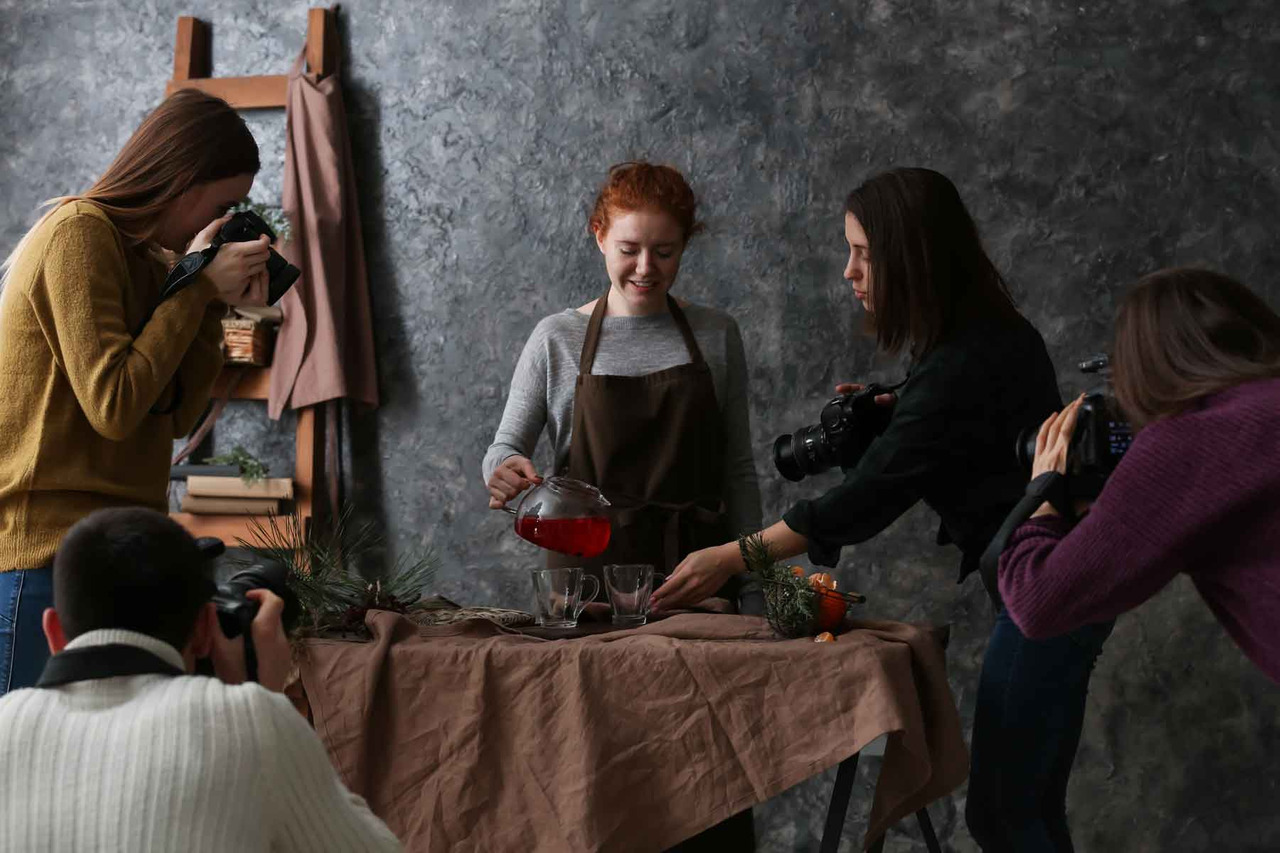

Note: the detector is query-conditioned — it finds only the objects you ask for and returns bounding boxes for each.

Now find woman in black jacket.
[653,167,1111,852]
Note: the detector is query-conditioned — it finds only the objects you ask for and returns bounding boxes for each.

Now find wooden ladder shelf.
[167,8,337,544]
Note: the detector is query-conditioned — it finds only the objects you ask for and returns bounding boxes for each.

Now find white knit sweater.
[0,629,401,852]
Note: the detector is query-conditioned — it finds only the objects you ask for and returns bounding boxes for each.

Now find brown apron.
[549,291,734,582]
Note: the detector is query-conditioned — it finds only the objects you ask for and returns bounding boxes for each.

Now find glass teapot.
[501,476,613,558]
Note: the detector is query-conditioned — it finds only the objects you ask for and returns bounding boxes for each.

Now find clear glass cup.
[530,567,600,628]
[603,563,655,627]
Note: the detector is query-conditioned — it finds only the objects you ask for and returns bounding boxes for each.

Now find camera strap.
[131,246,221,416]
[159,246,220,303]
[977,471,1074,609]
[35,644,184,689]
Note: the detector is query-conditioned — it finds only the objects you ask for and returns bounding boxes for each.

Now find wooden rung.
[306,8,338,78]
[172,17,210,81]
[165,75,289,110]
[211,366,272,401]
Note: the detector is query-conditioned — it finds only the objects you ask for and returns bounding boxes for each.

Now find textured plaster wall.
[2,1,1278,850]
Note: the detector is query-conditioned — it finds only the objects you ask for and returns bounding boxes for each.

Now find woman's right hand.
[204,235,271,306]
[487,455,542,509]
[187,216,271,306]
[835,382,897,406]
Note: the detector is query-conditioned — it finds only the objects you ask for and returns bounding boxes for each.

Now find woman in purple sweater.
[999,267,1280,683]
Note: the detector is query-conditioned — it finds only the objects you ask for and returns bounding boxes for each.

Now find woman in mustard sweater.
[0,90,272,694]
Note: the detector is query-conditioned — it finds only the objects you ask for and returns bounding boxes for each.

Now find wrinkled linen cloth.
[298,611,968,852]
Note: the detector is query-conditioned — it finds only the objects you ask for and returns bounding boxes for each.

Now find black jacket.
[783,313,1061,587]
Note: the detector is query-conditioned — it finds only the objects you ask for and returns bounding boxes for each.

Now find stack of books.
[179,473,294,516]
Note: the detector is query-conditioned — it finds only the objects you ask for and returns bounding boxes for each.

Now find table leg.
[818,752,860,853]
[916,807,941,853]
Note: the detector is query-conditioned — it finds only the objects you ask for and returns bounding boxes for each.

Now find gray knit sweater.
[483,303,763,536]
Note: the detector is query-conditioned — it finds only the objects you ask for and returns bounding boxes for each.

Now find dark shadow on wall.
[333,6,398,574]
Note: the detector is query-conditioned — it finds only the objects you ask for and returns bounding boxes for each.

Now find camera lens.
[773,424,835,481]
[265,251,301,305]
[1015,426,1038,472]
[773,434,805,482]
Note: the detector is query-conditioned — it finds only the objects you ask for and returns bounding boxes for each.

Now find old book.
[181,495,280,516]
[169,464,241,480]
[186,476,294,500]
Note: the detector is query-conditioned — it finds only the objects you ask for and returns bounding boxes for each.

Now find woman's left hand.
[1030,394,1095,518]
[1032,394,1084,478]
[650,542,740,613]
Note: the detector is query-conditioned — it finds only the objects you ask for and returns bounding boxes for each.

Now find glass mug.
[530,567,600,628]
[603,563,655,627]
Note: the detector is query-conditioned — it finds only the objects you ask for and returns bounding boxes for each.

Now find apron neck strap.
[580,289,705,374]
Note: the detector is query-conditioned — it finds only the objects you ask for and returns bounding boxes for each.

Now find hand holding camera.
[833,382,898,407]
[1031,394,1085,479]
[206,238,271,307]
[161,209,300,309]
[1014,356,1133,504]
[773,381,901,481]
[209,587,292,692]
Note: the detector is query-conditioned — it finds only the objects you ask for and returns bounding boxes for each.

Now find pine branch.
[234,506,439,638]
[740,532,818,638]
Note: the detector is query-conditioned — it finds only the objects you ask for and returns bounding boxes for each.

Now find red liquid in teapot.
[516,516,611,558]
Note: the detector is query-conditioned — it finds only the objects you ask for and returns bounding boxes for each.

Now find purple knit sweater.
[998,377,1280,684]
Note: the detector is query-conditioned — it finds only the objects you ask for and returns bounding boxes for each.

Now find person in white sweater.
[0,507,401,853]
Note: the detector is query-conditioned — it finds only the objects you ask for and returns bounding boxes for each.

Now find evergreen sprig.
[233,505,438,638]
[740,532,818,638]
[205,445,269,484]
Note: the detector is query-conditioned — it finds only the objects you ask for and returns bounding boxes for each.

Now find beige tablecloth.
[298,611,968,852]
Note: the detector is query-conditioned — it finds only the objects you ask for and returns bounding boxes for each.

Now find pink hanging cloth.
[269,45,379,419]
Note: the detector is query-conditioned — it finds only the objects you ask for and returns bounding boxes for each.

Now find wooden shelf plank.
[165,75,289,109]
[171,512,269,545]
[213,366,272,401]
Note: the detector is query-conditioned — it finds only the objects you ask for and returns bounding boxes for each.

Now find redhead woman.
[484,162,762,597]
[482,161,761,850]
[0,90,270,694]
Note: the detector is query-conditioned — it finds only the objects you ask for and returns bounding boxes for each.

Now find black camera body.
[195,538,300,682]
[1015,356,1133,500]
[209,210,301,306]
[211,560,299,641]
[773,383,895,481]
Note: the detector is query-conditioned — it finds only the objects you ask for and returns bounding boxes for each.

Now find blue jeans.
[0,567,54,696]
[966,608,1114,852]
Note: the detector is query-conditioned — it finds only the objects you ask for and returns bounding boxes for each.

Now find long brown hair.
[1112,267,1280,429]
[845,168,1017,357]
[3,89,258,276]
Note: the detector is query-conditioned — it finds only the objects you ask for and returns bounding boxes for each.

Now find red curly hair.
[587,161,703,244]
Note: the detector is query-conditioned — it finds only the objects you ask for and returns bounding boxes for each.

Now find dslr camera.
[160,209,301,306]
[196,538,300,682]
[773,383,895,481]
[1015,355,1133,500]
[212,210,300,305]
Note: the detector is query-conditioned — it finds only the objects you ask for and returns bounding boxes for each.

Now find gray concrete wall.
[2,1,1277,849]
